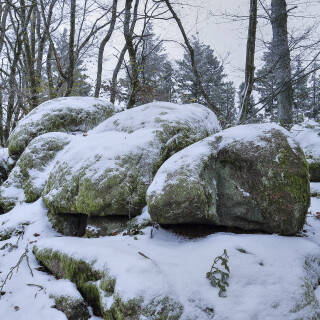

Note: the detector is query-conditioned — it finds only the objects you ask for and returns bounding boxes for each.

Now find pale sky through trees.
[84,0,320,91]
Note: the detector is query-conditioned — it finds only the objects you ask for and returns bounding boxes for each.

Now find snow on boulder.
[42,102,221,221]
[0,133,71,212]
[8,97,115,159]
[147,123,310,235]
[92,101,221,164]
[0,147,8,186]
[43,130,157,220]
[292,122,320,182]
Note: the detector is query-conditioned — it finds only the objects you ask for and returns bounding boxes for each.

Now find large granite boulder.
[0,133,71,212]
[42,102,221,220]
[8,97,115,160]
[147,124,310,235]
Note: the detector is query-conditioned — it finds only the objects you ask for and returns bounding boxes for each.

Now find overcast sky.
[158,0,320,88]
[86,0,320,94]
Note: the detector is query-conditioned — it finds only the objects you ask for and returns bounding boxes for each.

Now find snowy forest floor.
[1,191,320,320]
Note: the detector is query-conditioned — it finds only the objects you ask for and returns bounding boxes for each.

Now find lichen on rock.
[0,133,71,212]
[147,123,310,235]
[8,97,115,159]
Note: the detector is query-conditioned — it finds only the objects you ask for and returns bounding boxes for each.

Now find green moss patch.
[33,246,183,319]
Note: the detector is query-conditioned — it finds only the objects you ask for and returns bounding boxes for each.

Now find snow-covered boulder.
[91,101,221,165]
[292,122,320,182]
[8,97,115,159]
[147,124,310,235]
[0,147,8,186]
[42,102,221,221]
[33,242,183,319]
[0,133,71,212]
[42,130,160,218]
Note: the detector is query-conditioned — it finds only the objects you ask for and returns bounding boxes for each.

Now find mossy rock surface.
[0,133,71,212]
[147,124,310,235]
[8,97,115,159]
[307,160,320,182]
[303,146,320,182]
[43,102,221,220]
[43,130,158,218]
[147,139,218,225]
[33,246,183,319]
[52,295,90,320]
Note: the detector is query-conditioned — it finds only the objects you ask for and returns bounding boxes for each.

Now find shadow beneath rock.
[48,211,88,237]
[86,216,130,237]
[160,223,269,239]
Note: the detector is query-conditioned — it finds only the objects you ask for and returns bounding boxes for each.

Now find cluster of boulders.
[0,97,311,236]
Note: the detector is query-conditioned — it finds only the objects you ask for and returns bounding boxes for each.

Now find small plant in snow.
[206,249,230,297]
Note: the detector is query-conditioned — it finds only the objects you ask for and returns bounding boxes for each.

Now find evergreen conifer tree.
[292,57,309,122]
[255,50,278,121]
[309,63,320,120]
[119,24,174,106]
[175,37,236,127]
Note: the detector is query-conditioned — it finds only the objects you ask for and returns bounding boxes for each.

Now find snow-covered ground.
[1,193,320,320]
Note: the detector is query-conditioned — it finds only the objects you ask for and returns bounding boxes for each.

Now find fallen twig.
[27,283,44,291]
[0,246,33,298]
[138,251,151,260]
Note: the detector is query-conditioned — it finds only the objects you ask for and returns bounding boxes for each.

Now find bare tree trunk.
[4,4,33,143]
[271,0,293,126]
[20,0,38,110]
[239,0,257,123]
[0,5,8,145]
[65,0,76,96]
[163,0,219,114]
[39,0,67,81]
[46,43,54,99]
[124,0,140,109]
[0,4,9,54]
[94,0,118,98]
[110,44,127,104]
[35,3,53,102]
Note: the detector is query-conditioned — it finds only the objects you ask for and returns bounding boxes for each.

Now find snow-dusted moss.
[0,133,71,212]
[43,130,157,218]
[308,159,320,182]
[8,97,115,159]
[33,246,183,319]
[52,295,90,320]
